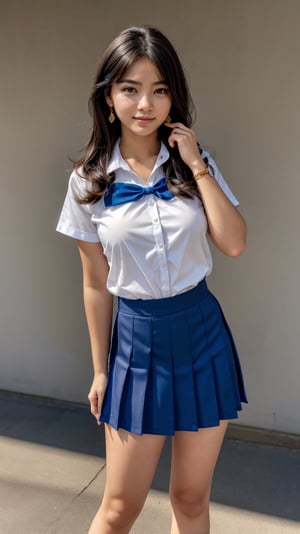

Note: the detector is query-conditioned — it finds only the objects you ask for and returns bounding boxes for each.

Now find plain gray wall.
[1,0,299,434]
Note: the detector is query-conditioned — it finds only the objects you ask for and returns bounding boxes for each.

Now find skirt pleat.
[170,316,199,431]
[143,316,175,434]
[99,279,248,435]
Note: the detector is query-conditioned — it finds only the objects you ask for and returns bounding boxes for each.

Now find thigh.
[170,420,228,497]
[103,424,166,508]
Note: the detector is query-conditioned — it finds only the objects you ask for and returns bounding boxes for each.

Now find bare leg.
[88,424,166,534]
[169,420,228,534]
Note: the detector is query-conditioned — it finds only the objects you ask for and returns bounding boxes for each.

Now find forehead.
[120,58,165,81]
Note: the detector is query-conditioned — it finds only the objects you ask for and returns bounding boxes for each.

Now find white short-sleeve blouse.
[56,143,238,300]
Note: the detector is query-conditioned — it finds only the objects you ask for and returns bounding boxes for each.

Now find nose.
[137,92,153,111]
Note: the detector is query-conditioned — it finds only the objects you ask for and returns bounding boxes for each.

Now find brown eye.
[154,87,169,95]
[122,86,137,93]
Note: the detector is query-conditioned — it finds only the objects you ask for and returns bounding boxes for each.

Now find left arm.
[165,122,247,257]
[190,171,246,257]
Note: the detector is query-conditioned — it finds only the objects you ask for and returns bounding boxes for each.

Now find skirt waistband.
[118,279,210,316]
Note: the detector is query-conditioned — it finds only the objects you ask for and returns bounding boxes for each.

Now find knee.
[170,488,210,519]
[104,497,142,529]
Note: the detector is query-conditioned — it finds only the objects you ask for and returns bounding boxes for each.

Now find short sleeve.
[201,148,239,206]
[56,170,100,242]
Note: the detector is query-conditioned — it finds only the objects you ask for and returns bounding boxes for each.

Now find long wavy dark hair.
[75,26,205,203]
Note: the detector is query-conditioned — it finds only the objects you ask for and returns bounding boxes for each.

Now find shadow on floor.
[1,390,299,522]
[0,391,105,456]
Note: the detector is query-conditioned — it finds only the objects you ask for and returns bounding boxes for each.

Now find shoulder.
[200,147,219,176]
[67,167,94,201]
[200,147,239,206]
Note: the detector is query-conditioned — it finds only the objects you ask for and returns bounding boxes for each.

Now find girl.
[57,26,247,534]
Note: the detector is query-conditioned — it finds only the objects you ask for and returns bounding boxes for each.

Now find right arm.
[77,240,114,424]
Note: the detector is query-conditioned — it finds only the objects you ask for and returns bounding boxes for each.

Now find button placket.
[148,198,170,297]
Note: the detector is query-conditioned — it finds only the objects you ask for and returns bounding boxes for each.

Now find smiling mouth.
[134,116,155,121]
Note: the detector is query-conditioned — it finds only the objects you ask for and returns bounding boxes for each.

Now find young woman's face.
[106,58,172,140]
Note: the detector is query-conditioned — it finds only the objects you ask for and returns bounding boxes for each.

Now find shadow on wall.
[1,391,299,522]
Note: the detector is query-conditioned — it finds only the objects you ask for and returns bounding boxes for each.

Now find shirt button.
[153,217,158,223]
[158,243,164,249]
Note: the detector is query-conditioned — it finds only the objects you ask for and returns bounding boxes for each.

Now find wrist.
[193,167,210,181]
[93,368,108,377]
[189,158,207,176]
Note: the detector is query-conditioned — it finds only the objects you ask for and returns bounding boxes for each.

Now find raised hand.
[164,122,207,174]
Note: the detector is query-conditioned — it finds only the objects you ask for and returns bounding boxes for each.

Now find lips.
[134,116,154,121]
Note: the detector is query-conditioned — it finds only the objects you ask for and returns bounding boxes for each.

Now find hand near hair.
[165,122,206,175]
[165,121,247,257]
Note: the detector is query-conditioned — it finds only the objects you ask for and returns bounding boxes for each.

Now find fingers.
[164,121,196,147]
[164,122,201,171]
[164,121,189,130]
[164,122,193,135]
[88,373,108,424]
[88,391,102,425]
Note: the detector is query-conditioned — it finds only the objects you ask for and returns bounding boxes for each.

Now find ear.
[105,90,113,108]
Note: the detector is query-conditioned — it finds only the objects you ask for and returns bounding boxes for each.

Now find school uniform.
[57,142,247,436]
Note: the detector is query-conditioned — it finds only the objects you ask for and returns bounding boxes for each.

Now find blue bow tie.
[104,177,174,207]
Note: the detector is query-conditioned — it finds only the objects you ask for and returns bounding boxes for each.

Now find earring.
[165,114,171,124]
[108,107,115,124]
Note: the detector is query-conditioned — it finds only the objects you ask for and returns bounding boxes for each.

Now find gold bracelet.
[194,167,209,181]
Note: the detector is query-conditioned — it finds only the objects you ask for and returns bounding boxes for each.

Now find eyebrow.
[117,78,168,85]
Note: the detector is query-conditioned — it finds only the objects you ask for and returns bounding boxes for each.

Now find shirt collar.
[107,140,170,175]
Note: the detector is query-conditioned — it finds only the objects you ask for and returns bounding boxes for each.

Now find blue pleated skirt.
[99,279,247,435]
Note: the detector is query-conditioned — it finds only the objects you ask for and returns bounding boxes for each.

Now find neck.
[119,131,160,161]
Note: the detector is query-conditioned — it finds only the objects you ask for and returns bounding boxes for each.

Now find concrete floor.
[0,391,299,534]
